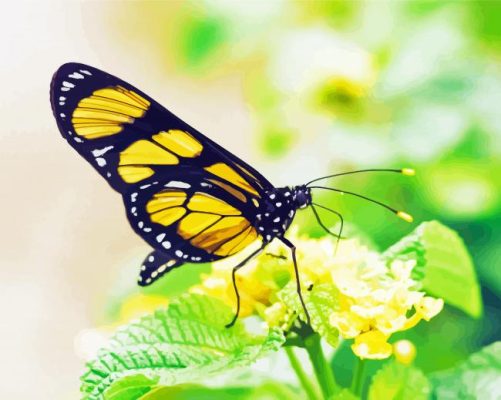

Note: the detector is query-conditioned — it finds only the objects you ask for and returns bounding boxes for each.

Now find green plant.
[80,221,497,399]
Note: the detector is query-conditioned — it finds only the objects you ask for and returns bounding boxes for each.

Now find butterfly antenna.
[305,168,415,186]
[310,202,344,254]
[309,186,413,223]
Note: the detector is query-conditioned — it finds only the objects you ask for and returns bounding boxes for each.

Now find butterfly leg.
[225,245,266,328]
[279,237,311,325]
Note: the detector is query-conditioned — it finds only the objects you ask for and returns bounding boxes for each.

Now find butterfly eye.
[294,191,310,209]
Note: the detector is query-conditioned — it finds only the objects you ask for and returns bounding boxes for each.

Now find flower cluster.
[190,230,443,360]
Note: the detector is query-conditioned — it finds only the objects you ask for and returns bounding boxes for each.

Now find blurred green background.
[105,0,501,392]
[2,1,500,398]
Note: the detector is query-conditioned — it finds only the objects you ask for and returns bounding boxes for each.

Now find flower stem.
[304,333,338,399]
[285,346,319,400]
[350,357,366,396]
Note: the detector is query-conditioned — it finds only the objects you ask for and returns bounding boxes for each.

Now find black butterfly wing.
[125,171,261,270]
[50,62,274,198]
[138,250,184,286]
[51,63,269,285]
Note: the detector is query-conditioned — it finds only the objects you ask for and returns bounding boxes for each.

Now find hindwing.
[125,175,261,263]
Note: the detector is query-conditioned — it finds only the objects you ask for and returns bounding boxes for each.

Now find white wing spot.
[165,181,190,189]
[162,241,171,249]
[80,69,92,75]
[92,146,114,157]
[138,221,144,229]
[175,250,183,257]
[273,217,280,223]
[148,255,155,262]
[62,81,75,88]
[96,157,106,167]
[276,202,282,207]
[156,233,166,243]
[69,72,84,79]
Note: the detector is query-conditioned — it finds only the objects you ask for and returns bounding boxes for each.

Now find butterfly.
[50,63,414,327]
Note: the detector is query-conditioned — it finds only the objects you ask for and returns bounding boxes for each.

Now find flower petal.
[352,330,393,360]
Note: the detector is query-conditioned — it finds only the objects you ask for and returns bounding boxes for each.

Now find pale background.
[1,2,260,398]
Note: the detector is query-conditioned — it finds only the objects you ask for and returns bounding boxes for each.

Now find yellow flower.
[190,245,280,318]
[417,297,444,320]
[352,330,392,360]
[402,296,444,330]
[189,229,444,360]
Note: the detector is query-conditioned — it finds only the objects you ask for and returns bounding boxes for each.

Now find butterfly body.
[256,186,311,243]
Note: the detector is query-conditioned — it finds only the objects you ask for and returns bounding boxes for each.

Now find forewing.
[50,62,273,197]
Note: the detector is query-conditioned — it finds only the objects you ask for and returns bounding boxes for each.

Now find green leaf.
[81,294,285,399]
[383,220,482,318]
[430,341,501,400]
[279,283,340,347]
[138,381,304,400]
[368,361,430,400]
[330,388,360,400]
[104,374,158,400]
[138,384,252,400]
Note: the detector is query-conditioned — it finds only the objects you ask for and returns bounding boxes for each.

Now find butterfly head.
[292,185,312,209]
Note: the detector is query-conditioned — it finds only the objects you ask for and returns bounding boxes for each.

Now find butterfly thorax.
[254,185,311,243]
